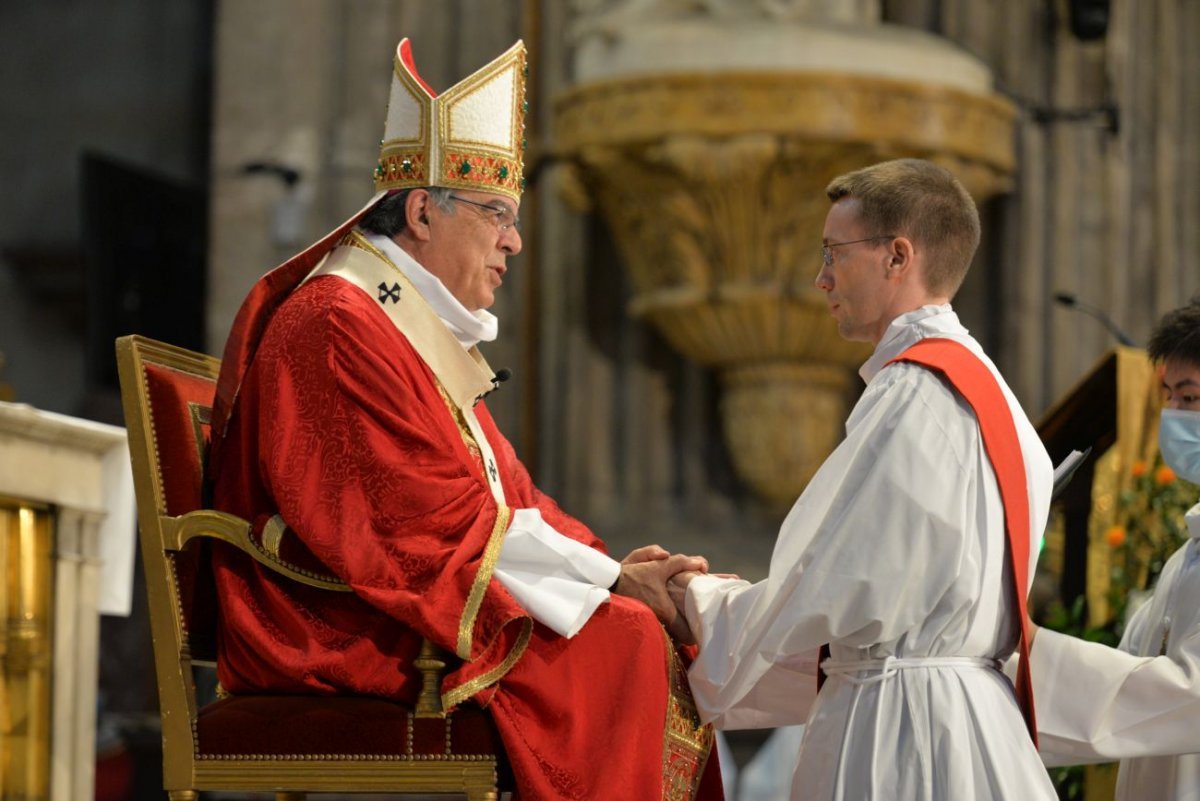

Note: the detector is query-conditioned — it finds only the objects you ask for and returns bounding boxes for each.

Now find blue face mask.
[1159,408,1200,485]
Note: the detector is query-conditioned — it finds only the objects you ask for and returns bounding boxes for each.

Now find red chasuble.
[887,337,1039,746]
[210,244,721,800]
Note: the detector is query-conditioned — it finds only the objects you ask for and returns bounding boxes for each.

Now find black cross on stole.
[377,282,401,304]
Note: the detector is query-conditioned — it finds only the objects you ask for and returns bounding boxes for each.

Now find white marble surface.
[0,401,135,615]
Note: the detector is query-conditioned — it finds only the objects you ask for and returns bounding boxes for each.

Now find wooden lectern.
[1036,346,1161,625]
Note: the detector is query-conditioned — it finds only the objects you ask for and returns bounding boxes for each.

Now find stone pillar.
[49,509,81,801]
[48,508,106,801]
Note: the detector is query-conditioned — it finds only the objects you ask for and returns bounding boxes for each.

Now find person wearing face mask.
[1025,297,1200,800]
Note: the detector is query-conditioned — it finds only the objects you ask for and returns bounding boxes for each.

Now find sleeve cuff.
[492,507,621,638]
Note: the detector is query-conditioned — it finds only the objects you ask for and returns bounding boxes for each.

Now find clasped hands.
[610,545,712,645]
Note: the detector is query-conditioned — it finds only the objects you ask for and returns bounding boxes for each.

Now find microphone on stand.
[1053,292,1136,347]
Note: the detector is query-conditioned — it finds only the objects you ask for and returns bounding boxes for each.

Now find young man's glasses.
[448,195,520,232]
[821,235,895,268]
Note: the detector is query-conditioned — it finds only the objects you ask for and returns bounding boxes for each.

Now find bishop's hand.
[612,551,706,643]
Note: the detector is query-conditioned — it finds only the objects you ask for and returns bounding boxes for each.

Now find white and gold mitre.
[373,38,527,203]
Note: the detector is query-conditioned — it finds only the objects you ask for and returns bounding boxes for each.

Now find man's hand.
[667,570,701,614]
[612,553,707,625]
[665,570,703,645]
[621,544,671,565]
[665,570,741,645]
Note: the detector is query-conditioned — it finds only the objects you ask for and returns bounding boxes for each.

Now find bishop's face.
[422,189,522,312]
[815,198,897,345]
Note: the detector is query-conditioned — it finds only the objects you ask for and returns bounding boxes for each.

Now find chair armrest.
[161,510,352,592]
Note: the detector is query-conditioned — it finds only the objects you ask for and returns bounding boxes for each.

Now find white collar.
[859,304,964,383]
[363,231,499,349]
[1187,502,1200,539]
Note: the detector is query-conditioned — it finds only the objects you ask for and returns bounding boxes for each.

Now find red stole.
[818,337,1038,747]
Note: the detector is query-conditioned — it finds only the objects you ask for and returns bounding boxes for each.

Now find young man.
[669,159,1057,799]
[208,38,721,800]
[1028,297,1200,800]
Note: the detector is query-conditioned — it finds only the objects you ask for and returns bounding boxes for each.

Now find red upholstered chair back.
[138,355,220,661]
[118,336,222,670]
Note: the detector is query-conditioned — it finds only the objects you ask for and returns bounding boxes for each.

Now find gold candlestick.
[1,500,53,800]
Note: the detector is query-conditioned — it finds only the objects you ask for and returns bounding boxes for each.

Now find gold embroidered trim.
[375,151,429,185]
[262,515,287,558]
[659,629,714,801]
[344,229,394,266]
[456,504,511,659]
[436,382,483,464]
[245,516,348,588]
[442,617,531,710]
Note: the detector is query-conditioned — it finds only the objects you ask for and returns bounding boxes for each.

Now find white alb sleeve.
[493,508,621,638]
[1030,627,1200,764]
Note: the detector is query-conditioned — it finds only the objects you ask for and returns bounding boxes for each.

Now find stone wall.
[206,0,1200,576]
[0,0,212,418]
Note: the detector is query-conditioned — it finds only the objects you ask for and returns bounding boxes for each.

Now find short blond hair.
[825,159,980,296]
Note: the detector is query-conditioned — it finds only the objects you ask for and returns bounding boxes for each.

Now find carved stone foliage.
[571,134,870,368]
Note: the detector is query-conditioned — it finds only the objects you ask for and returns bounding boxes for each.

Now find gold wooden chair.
[116,335,504,800]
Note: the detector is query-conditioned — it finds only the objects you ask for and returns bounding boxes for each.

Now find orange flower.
[1105,525,1127,548]
[1155,464,1177,486]
[1131,460,1148,478]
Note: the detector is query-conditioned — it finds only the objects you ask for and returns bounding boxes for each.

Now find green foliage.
[1112,461,1197,597]
[1041,595,1120,648]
